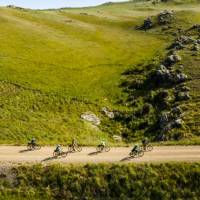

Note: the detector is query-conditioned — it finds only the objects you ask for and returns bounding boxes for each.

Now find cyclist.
[100,139,106,148]
[54,144,62,155]
[132,144,140,153]
[72,138,77,147]
[142,137,149,150]
[30,138,36,147]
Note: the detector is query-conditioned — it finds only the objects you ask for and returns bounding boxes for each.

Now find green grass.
[0,163,199,199]
[0,1,200,144]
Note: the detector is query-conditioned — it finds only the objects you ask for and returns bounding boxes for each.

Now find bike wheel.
[129,151,136,158]
[53,151,58,157]
[61,152,67,158]
[27,144,33,151]
[68,145,74,152]
[35,144,41,150]
[105,146,110,152]
[77,145,82,152]
[96,145,103,152]
[146,144,153,152]
[138,150,144,157]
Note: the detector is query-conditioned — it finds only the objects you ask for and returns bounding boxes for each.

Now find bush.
[0,163,199,199]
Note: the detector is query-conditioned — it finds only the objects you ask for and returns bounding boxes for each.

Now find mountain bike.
[96,145,110,152]
[53,150,67,158]
[68,144,82,152]
[129,149,144,158]
[27,143,41,151]
[141,144,153,152]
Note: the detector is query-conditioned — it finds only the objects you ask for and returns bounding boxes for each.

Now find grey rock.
[102,107,115,119]
[177,35,194,45]
[174,73,188,83]
[157,10,174,25]
[170,41,184,50]
[164,52,182,67]
[179,65,184,69]
[180,86,190,92]
[176,91,190,101]
[167,53,182,63]
[191,24,200,29]
[156,65,171,79]
[173,119,183,128]
[192,44,199,51]
[113,135,122,141]
[81,112,101,125]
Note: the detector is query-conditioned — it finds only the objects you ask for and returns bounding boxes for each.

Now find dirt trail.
[0,146,200,165]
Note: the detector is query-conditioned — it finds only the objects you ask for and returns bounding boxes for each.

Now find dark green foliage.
[0,163,199,199]
[109,9,200,142]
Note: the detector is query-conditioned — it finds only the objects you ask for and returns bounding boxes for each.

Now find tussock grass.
[0,163,199,199]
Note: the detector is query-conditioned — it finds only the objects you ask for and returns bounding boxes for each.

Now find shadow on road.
[41,152,68,162]
[19,149,31,153]
[120,156,132,162]
[41,156,56,162]
[88,151,101,156]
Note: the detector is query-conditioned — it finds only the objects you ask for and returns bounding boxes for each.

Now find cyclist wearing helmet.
[55,144,62,154]
[72,138,77,147]
[142,137,149,150]
[132,144,140,153]
[30,138,36,147]
[100,139,106,148]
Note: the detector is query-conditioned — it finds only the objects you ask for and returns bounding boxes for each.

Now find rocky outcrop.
[176,91,190,101]
[81,112,101,126]
[164,52,182,67]
[157,10,174,25]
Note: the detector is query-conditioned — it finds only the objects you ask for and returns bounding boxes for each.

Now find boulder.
[164,53,182,68]
[173,119,183,128]
[170,41,184,50]
[192,44,199,51]
[197,39,200,44]
[180,86,190,92]
[191,24,200,31]
[179,65,184,69]
[81,112,101,126]
[156,65,171,80]
[165,53,181,66]
[173,73,188,83]
[177,35,194,45]
[102,107,115,119]
[176,91,190,101]
[157,10,174,25]
[113,135,122,142]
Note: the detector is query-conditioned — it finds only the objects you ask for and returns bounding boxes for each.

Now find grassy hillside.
[0,163,199,199]
[0,1,200,144]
